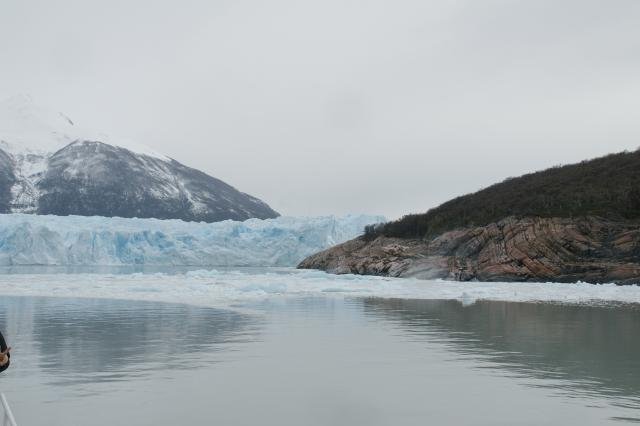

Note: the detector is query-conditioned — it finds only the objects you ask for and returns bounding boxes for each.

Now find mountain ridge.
[366,150,640,240]
[0,96,279,222]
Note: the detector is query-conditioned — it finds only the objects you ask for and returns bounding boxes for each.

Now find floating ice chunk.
[459,292,477,306]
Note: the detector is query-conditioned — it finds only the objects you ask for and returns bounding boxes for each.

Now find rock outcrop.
[298,217,640,284]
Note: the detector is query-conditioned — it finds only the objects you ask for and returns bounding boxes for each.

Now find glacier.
[0,213,384,266]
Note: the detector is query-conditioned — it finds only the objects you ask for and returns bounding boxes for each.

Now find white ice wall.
[0,214,384,266]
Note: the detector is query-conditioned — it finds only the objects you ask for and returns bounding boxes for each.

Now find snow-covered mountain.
[0,95,279,222]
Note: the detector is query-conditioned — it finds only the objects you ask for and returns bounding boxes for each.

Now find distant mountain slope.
[370,151,640,240]
[0,149,15,213]
[36,141,277,222]
[0,95,279,222]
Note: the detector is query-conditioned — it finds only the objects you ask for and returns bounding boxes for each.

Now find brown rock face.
[298,217,640,284]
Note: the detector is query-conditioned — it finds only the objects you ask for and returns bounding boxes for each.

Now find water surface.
[0,295,639,425]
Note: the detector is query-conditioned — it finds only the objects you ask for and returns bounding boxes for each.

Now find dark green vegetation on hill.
[367,150,640,240]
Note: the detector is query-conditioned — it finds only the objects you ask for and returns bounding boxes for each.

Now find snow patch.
[0,95,170,161]
[7,151,49,213]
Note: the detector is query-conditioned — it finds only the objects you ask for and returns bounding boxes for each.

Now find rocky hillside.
[299,217,640,284]
[0,95,279,222]
[367,150,640,240]
[299,152,640,284]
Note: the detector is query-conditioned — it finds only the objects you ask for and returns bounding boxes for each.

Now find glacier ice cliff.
[0,213,384,266]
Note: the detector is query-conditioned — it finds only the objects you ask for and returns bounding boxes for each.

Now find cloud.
[1,0,638,218]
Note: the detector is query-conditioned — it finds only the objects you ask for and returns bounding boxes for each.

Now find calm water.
[1,295,640,425]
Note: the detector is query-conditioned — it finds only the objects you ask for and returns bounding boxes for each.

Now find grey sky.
[1,0,639,219]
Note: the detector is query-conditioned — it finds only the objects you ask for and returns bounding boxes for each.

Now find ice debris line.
[1,269,640,308]
[0,213,385,266]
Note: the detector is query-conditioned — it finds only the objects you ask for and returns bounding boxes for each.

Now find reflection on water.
[1,294,640,425]
[0,297,258,388]
[361,298,640,411]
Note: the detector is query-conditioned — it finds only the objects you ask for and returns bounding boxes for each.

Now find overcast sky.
[1,0,639,219]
